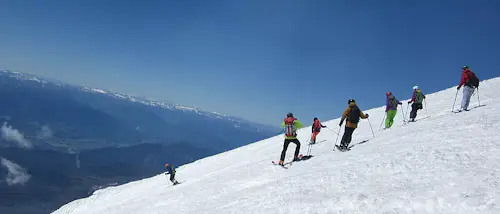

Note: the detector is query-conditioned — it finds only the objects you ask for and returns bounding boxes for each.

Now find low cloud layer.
[1,157,31,185]
[37,125,53,139]
[1,122,32,148]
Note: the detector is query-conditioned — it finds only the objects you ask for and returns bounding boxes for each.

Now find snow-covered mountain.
[52,77,500,213]
[0,69,271,130]
[0,69,277,152]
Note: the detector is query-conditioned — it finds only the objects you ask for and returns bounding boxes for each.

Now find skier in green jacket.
[385,92,402,128]
[408,86,426,122]
[279,112,304,166]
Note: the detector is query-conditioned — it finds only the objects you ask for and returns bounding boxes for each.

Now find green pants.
[385,110,397,128]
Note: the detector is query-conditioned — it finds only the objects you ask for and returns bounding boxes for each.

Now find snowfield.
[53,77,500,214]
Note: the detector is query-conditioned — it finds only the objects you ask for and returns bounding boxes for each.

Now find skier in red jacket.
[457,65,480,111]
[310,117,327,144]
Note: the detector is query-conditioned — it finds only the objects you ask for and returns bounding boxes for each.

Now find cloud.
[1,122,33,148]
[0,157,31,185]
[36,125,53,139]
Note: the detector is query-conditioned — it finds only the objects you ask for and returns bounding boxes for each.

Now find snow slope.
[53,77,500,214]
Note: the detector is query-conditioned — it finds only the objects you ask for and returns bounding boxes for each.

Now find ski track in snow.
[53,78,500,214]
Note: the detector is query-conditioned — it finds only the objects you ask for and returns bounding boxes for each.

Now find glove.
[365,114,369,118]
[339,122,342,127]
[408,101,411,104]
[457,86,461,90]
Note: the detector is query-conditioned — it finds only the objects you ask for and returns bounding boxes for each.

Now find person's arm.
[339,107,349,125]
[458,72,468,89]
[294,120,303,129]
[385,98,389,111]
[360,111,369,119]
[408,92,416,103]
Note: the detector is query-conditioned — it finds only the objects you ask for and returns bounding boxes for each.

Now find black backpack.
[347,106,361,123]
[467,71,480,88]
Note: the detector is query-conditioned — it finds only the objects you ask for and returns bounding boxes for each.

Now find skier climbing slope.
[53,77,500,214]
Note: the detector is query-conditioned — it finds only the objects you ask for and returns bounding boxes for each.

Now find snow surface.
[53,77,500,214]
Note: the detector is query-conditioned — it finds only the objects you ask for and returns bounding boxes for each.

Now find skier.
[457,65,480,111]
[407,86,426,122]
[164,163,179,185]
[385,92,402,128]
[338,99,369,151]
[278,112,303,166]
[310,117,327,144]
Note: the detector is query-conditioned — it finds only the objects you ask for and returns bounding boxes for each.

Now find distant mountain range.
[0,69,278,152]
[0,69,278,214]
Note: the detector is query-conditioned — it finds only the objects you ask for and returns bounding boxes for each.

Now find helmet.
[463,65,469,69]
[313,117,318,121]
[348,99,355,104]
[286,112,293,117]
[386,92,392,96]
[165,163,169,167]
[413,86,418,90]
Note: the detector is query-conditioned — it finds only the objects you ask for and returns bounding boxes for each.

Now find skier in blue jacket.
[165,163,179,185]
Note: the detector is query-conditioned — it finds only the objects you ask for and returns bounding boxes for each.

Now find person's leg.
[280,139,291,163]
[410,103,418,121]
[386,110,396,128]
[292,139,301,159]
[345,127,355,147]
[170,173,176,183]
[340,127,349,148]
[311,132,319,144]
[461,86,474,110]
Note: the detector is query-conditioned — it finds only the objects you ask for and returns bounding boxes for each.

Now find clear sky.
[1,0,499,126]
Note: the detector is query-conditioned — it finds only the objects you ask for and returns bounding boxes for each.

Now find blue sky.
[0,0,499,126]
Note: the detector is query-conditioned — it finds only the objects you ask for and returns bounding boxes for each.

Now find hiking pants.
[170,173,176,182]
[340,127,356,147]
[385,110,397,128]
[461,86,475,110]
[410,103,422,119]
[280,138,301,161]
[311,131,320,143]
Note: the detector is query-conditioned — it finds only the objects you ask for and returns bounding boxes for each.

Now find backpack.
[415,90,424,103]
[467,71,480,88]
[284,117,297,137]
[388,96,398,109]
[347,106,361,123]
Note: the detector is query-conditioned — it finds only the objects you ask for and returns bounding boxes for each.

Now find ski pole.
[424,99,428,117]
[334,125,342,147]
[477,87,481,106]
[451,89,459,112]
[326,127,338,135]
[379,112,386,131]
[367,117,376,138]
[306,142,313,156]
[400,105,407,123]
[406,104,410,121]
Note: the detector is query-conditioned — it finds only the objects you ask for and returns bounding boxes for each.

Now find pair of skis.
[272,154,312,169]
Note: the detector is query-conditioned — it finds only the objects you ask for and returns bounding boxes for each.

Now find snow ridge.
[0,69,259,128]
[52,77,500,213]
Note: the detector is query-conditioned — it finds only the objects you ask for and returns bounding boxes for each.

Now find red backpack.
[284,117,296,137]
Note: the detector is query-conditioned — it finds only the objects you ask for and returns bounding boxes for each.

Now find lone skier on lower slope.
[164,163,179,185]
[338,99,369,151]
[279,112,304,166]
